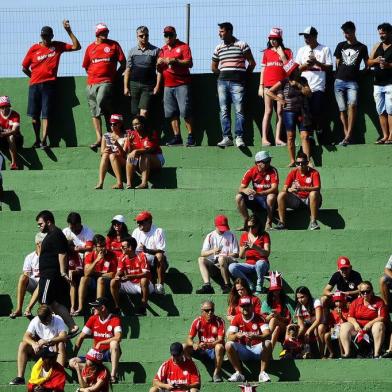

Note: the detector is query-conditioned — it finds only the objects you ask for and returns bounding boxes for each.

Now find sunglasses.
[295,161,308,166]
[164,33,174,38]
[112,221,123,225]
[138,34,148,38]
[202,308,214,313]
[110,123,120,127]
[360,289,371,295]
[256,159,270,164]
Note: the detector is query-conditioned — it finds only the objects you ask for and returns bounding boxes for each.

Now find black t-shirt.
[334,41,368,81]
[328,270,363,301]
[373,43,392,86]
[39,226,68,279]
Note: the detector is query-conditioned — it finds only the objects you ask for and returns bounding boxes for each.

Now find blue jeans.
[334,79,359,112]
[229,260,269,287]
[217,80,245,137]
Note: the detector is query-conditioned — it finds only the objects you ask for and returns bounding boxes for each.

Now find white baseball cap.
[112,214,125,223]
[255,151,272,162]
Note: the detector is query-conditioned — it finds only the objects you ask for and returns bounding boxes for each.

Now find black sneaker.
[186,134,196,147]
[275,221,286,230]
[196,284,215,294]
[382,350,392,358]
[9,377,25,385]
[135,306,147,316]
[166,135,183,146]
[221,284,232,294]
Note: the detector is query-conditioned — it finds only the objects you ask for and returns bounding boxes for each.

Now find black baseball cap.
[299,26,318,36]
[170,342,183,356]
[41,347,58,358]
[41,26,54,36]
[89,297,109,308]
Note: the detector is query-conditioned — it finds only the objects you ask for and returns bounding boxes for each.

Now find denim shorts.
[232,342,264,360]
[334,79,359,111]
[283,111,309,132]
[192,348,215,361]
[163,84,192,119]
[27,81,56,119]
[241,192,268,210]
[373,84,392,115]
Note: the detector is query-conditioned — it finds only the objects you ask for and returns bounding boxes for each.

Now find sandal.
[275,142,287,146]
[385,140,392,144]
[374,139,386,144]
[126,184,133,189]
[262,141,272,147]
[94,184,103,190]
[110,376,119,384]
[112,184,124,190]
[9,311,22,319]
[24,310,33,320]
[135,184,148,189]
[90,141,101,151]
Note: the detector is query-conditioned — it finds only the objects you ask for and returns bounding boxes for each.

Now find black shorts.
[38,276,69,306]
[27,81,56,119]
[0,133,24,149]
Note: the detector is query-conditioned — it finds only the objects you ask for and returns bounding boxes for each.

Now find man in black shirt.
[321,256,362,309]
[334,21,368,146]
[36,210,78,334]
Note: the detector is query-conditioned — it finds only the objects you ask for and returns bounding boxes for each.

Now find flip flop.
[262,142,272,147]
[90,142,101,151]
[94,184,103,190]
[384,140,392,144]
[24,310,33,320]
[374,139,386,144]
[112,184,124,189]
[126,185,133,189]
[135,184,148,189]
[9,311,22,319]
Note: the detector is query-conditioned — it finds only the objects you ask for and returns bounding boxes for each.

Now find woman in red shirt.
[125,115,165,189]
[340,281,388,358]
[228,215,270,293]
[227,278,261,321]
[106,214,129,259]
[258,28,292,147]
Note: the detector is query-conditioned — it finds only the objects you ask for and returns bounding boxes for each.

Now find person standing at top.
[259,27,292,146]
[212,22,256,148]
[368,23,392,144]
[22,21,81,149]
[295,26,332,142]
[83,23,126,150]
[334,21,369,146]
[124,26,161,117]
[157,26,196,147]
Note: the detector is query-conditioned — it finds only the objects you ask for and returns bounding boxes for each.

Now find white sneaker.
[235,136,245,147]
[217,137,234,147]
[228,372,245,382]
[155,283,165,295]
[258,371,271,383]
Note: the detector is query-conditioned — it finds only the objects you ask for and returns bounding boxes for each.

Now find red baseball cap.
[332,291,346,303]
[268,271,283,291]
[163,26,176,34]
[110,114,123,124]
[214,215,230,232]
[95,23,109,36]
[135,211,152,222]
[0,96,11,107]
[337,256,351,270]
[239,296,252,307]
[283,59,299,76]
[268,27,282,39]
[86,348,103,363]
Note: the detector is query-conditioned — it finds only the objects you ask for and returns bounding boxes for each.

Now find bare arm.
[266,81,285,104]
[123,68,131,96]
[63,20,81,51]
[322,284,334,297]
[244,50,256,73]
[347,316,361,331]
[95,331,122,350]
[305,307,322,336]
[211,60,219,75]
[73,332,87,356]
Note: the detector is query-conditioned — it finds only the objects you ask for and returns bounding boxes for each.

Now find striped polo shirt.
[212,38,250,81]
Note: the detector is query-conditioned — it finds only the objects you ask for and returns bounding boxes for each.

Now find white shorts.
[120,280,154,294]
[26,277,39,293]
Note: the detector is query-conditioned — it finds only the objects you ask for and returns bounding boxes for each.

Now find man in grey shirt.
[124,26,161,117]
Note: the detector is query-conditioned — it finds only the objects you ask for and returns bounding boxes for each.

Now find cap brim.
[269,286,282,291]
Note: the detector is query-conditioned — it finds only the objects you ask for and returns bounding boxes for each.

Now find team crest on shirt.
[176,48,181,53]
[183,371,188,376]
[306,177,312,184]
[252,324,258,330]
[104,47,111,53]
[266,175,270,181]
[349,283,355,289]
[107,325,113,331]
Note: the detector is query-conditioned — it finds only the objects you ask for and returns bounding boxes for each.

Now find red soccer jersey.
[295,299,321,325]
[229,313,269,346]
[348,296,389,327]
[117,253,150,284]
[0,110,21,132]
[284,167,321,199]
[82,39,125,85]
[84,250,118,274]
[158,40,192,87]
[328,308,349,328]
[83,314,122,351]
[240,232,270,265]
[188,315,225,347]
[105,236,123,259]
[68,250,83,271]
[154,357,200,391]
[261,48,293,87]
[82,365,110,392]
[283,337,303,355]
[125,130,162,154]
[228,295,262,318]
[22,41,73,85]
[241,165,279,193]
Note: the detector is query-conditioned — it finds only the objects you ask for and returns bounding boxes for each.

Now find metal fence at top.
[0,0,390,78]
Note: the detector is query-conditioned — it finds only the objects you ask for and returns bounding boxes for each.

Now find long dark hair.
[228,278,252,307]
[266,37,286,49]
[246,214,265,236]
[132,115,151,137]
[107,222,129,240]
[295,286,314,315]
[266,289,288,309]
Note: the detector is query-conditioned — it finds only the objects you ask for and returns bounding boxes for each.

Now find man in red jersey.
[226,297,272,383]
[185,300,225,382]
[110,236,154,316]
[83,23,126,149]
[70,297,122,384]
[73,234,117,315]
[276,151,322,230]
[236,151,279,230]
[150,342,200,392]
[0,96,23,170]
[22,20,81,149]
[157,26,195,147]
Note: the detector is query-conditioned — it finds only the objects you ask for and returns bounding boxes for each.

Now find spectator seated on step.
[235,150,279,231]
[294,286,323,358]
[0,95,23,170]
[227,278,262,322]
[70,297,122,384]
[279,324,304,359]
[196,215,239,295]
[125,115,165,189]
[110,236,154,316]
[132,210,168,295]
[229,214,270,294]
[9,232,46,319]
[276,151,322,231]
[185,300,225,383]
[71,234,117,316]
[73,348,110,392]
[105,214,130,259]
[339,281,388,358]
[27,347,66,392]
[380,254,392,309]
[9,304,68,386]
[150,342,200,392]
[226,297,272,383]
